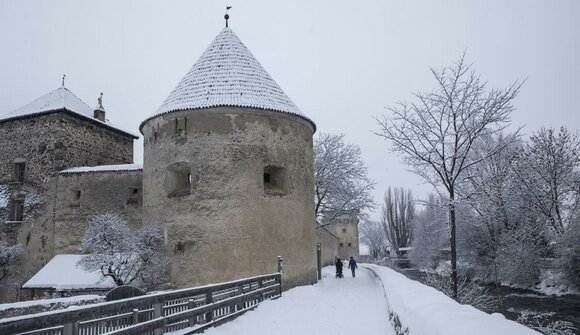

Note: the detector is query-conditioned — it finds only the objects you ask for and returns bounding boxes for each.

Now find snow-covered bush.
[517,311,577,335]
[0,240,23,282]
[554,220,580,290]
[0,184,10,221]
[79,212,170,291]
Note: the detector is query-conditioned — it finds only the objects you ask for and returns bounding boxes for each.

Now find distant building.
[0,25,317,301]
[316,211,360,265]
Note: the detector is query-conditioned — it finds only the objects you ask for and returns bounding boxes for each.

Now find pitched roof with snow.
[0,87,138,138]
[22,254,116,291]
[140,27,315,132]
[59,163,143,174]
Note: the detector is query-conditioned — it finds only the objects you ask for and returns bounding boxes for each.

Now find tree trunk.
[449,197,458,300]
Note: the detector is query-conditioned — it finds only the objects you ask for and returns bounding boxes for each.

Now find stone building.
[330,212,360,260]
[0,87,138,300]
[316,211,361,266]
[0,25,318,301]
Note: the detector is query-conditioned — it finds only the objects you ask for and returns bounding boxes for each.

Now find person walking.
[335,257,344,278]
[348,256,358,277]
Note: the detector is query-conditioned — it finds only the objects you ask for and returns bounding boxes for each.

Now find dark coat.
[348,258,357,269]
[335,259,344,271]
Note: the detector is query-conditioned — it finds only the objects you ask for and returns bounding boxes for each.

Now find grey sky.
[1,0,579,221]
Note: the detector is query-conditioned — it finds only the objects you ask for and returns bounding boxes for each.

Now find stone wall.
[53,169,143,253]
[141,107,317,290]
[55,112,134,167]
[316,227,338,266]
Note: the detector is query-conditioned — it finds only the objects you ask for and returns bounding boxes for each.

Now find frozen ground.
[202,266,393,335]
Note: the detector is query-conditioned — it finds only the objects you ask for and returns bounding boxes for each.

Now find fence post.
[236,284,244,311]
[277,273,283,297]
[205,291,213,323]
[317,242,322,280]
[277,256,283,273]
[62,321,79,335]
[258,278,264,302]
[188,299,196,327]
[153,302,163,335]
[132,309,139,325]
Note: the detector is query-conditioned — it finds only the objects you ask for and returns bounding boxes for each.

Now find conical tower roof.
[141,27,315,131]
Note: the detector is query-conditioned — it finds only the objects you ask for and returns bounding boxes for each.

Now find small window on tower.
[348,242,352,247]
[71,190,81,207]
[339,243,344,247]
[127,187,139,204]
[342,228,347,234]
[13,159,26,183]
[175,241,185,254]
[9,198,25,222]
[263,166,287,195]
[165,162,195,197]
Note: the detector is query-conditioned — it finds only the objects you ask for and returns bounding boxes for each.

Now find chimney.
[94,92,106,122]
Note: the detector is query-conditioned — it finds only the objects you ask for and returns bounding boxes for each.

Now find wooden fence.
[0,273,281,335]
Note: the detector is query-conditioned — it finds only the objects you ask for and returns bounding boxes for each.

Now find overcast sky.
[1,1,579,221]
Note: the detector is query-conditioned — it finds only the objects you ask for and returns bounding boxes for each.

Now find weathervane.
[225,5,232,27]
[62,74,66,87]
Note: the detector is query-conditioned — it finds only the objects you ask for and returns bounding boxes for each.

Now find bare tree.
[381,187,415,255]
[359,219,389,259]
[514,127,580,235]
[0,240,22,282]
[375,54,522,299]
[314,133,375,225]
[410,194,448,270]
[79,213,169,291]
[459,134,534,308]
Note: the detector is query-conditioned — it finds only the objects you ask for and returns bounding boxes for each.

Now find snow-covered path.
[203,267,393,335]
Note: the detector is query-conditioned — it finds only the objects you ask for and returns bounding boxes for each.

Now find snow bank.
[363,264,540,335]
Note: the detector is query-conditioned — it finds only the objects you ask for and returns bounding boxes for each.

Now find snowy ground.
[202,266,393,335]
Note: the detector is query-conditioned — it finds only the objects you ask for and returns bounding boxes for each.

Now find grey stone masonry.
[53,169,143,254]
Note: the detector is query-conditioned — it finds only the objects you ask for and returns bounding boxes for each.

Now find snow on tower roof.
[0,87,138,138]
[140,27,315,132]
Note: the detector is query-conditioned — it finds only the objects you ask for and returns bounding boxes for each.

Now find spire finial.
[62,74,66,87]
[97,92,104,110]
[225,6,232,27]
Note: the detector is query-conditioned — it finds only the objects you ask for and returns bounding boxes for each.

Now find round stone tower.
[140,27,317,289]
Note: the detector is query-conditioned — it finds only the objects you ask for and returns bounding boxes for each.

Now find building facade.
[0,26,318,301]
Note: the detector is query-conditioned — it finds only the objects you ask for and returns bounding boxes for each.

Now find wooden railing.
[0,273,282,335]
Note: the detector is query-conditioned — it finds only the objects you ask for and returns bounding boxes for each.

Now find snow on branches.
[78,213,169,291]
[375,53,522,299]
[314,133,375,226]
[0,240,23,282]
